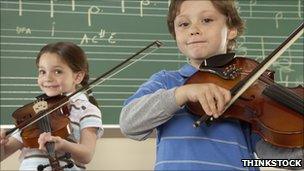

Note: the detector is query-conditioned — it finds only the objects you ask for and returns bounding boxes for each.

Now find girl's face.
[37,52,84,97]
[174,0,237,68]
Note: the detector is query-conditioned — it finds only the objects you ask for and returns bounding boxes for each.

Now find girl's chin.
[44,91,61,97]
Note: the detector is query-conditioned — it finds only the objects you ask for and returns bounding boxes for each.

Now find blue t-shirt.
[125,64,259,171]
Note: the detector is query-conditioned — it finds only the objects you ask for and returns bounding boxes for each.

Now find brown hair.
[167,0,245,52]
[36,42,99,107]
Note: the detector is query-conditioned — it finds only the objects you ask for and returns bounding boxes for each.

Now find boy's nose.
[190,31,200,36]
[189,25,201,36]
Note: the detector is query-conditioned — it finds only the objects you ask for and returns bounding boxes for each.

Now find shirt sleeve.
[79,102,103,138]
[120,71,182,141]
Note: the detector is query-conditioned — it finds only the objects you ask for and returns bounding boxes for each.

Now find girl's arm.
[38,127,98,164]
[1,129,23,161]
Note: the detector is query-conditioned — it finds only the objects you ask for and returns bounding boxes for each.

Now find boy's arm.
[255,140,303,159]
[120,88,181,141]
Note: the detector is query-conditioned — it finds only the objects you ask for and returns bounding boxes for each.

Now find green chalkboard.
[1,0,303,126]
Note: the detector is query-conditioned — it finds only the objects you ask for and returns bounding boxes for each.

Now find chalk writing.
[249,0,257,17]
[18,0,22,16]
[88,6,102,26]
[71,0,75,11]
[140,0,150,17]
[50,0,54,18]
[275,12,283,29]
[80,28,116,45]
[16,26,31,34]
[121,0,125,13]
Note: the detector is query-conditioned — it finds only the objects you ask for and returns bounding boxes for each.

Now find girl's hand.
[175,83,231,118]
[0,129,9,146]
[38,132,65,152]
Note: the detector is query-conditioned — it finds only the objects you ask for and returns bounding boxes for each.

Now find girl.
[1,42,103,170]
[120,0,302,170]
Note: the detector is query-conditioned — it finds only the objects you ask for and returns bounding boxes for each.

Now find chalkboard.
[1,0,303,126]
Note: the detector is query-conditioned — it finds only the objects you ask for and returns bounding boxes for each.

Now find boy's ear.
[227,27,238,40]
[74,71,85,84]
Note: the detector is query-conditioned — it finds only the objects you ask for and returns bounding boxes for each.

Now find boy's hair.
[36,42,99,107]
[167,0,245,52]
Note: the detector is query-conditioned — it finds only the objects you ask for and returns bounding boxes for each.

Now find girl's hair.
[167,0,245,52]
[36,42,99,107]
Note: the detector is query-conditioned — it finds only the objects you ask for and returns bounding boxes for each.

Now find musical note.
[275,12,283,29]
[236,36,247,56]
[140,0,150,17]
[19,0,22,16]
[51,21,55,37]
[50,0,54,18]
[88,6,102,26]
[71,0,75,11]
[249,0,257,17]
[260,37,265,59]
[121,0,125,13]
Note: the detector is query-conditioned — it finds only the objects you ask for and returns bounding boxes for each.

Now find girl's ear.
[227,27,238,40]
[74,71,85,84]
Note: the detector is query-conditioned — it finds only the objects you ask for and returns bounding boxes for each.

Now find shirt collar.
[178,63,198,78]
[68,92,88,103]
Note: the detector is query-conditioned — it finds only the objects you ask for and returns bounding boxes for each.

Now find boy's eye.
[178,22,189,27]
[202,18,213,23]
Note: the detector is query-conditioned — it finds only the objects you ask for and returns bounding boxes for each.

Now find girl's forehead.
[38,53,67,66]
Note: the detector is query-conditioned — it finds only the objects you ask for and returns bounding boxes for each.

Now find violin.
[3,40,163,171]
[185,23,304,148]
[11,94,74,171]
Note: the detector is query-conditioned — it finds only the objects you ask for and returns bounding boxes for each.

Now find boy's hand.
[175,83,231,118]
[0,129,9,145]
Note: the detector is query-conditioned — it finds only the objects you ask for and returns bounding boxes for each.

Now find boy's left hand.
[38,132,64,152]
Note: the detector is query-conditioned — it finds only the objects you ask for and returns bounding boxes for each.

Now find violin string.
[14,43,162,134]
[258,72,303,108]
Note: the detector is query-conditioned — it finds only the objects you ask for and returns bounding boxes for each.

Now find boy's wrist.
[174,86,188,107]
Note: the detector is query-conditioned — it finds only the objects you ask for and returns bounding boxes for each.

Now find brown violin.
[185,22,304,148]
[10,94,74,171]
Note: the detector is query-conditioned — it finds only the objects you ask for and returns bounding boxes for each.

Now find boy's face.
[174,0,237,68]
[37,52,84,97]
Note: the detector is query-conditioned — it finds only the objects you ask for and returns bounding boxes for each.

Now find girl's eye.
[54,70,63,75]
[38,70,45,75]
[202,18,213,23]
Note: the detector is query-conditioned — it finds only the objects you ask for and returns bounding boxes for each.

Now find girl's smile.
[37,52,83,97]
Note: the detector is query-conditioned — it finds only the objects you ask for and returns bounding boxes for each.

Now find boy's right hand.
[175,83,231,118]
[0,129,9,145]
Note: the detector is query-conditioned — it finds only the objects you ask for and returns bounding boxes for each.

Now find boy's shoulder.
[150,69,183,80]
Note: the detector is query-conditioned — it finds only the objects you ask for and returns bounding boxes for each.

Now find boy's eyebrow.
[176,10,217,18]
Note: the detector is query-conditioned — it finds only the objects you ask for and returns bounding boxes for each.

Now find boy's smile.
[174,0,237,69]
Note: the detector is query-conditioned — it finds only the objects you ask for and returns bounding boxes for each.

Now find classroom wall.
[0,138,156,170]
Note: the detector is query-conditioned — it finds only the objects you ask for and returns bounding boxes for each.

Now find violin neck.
[263,83,304,115]
[47,152,63,171]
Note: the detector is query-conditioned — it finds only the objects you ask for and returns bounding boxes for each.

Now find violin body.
[12,95,71,148]
[186,57,304,148]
